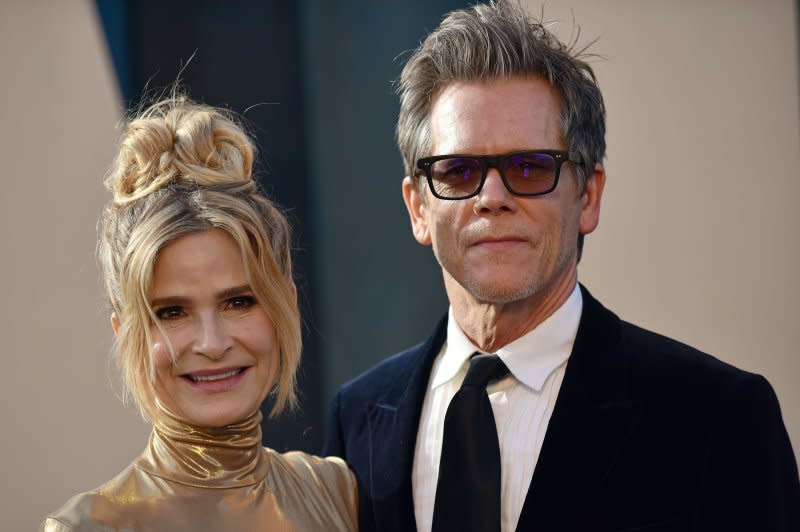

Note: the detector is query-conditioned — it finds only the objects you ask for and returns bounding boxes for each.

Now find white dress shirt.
[411,284,582,532]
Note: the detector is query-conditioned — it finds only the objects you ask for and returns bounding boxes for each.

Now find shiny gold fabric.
[42,408,357,531]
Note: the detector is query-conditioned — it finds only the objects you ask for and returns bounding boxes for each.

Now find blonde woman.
[42,97,357,531]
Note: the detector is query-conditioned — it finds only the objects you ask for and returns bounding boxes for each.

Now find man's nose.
[474,168,515,214]
[193,314,232,360]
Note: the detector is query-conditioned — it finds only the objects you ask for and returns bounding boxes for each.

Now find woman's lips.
[181,367,249,392]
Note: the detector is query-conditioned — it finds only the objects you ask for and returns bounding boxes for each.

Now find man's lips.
[471,236,528,248]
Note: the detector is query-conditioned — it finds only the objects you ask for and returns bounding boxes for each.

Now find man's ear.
[110,312,120,338]
[402,177,432,245]
[579,163,605,236]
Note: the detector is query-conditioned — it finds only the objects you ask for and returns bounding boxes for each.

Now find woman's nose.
[192,314,232,360]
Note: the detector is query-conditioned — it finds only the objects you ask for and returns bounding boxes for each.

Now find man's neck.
[447,270,578,353]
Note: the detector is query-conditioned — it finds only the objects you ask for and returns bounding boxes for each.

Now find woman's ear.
[110,312,120,338]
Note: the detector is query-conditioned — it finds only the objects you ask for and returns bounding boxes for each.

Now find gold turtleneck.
[41,408,357,531]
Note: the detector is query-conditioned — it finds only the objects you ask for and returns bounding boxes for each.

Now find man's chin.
[441,262,541,305]
[463,278,539,306]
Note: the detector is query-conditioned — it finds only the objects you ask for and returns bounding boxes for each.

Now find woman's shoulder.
[266,447,355,491]
[265,448,358,529]
[41,490,123,532]
[40,464,140,531]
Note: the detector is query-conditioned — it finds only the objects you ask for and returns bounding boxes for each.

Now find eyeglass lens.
[428,152,558,198]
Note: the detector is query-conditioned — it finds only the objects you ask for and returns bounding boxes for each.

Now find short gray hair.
[396,0,606,191]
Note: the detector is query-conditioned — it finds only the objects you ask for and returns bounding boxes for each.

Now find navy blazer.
[324,287,800,531]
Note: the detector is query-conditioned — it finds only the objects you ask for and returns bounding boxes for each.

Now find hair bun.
[107,97,255,205]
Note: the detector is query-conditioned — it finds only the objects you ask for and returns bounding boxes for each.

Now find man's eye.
[227,296,257,310]
[155,306,184,321]
[445,165,470,176]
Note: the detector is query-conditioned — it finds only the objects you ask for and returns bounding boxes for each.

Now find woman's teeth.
[189,368,242,382]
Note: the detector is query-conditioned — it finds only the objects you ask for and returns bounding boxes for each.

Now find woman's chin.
[173,400,258,428]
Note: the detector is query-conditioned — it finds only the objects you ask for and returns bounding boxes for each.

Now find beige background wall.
[0,0,797,529]
[0,2,146,531]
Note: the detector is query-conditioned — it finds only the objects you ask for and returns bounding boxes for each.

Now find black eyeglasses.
[415,150,583,200]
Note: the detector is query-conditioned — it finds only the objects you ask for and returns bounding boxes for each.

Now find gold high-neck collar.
[136,404,269,488]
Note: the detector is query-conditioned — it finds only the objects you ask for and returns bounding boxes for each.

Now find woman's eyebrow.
[150,296,189,308]
[150,285,253,307]
[216,284,253,300]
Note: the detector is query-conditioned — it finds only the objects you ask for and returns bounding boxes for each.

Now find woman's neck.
[136,403,269,488]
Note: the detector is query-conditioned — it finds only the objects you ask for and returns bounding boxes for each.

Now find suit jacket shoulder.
[518,287,800,531]
[343,310,449,393]
[619,318,759,393]
[324,315,446,457]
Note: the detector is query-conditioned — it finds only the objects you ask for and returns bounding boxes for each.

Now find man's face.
[402,76,604,310]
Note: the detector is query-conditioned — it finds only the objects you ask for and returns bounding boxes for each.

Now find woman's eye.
[226,295,257,310]
[155,306,185,321]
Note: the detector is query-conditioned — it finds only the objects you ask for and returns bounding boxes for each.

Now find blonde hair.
[98,95,300,422]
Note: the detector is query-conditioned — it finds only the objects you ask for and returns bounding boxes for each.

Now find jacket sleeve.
[700,373,800,530]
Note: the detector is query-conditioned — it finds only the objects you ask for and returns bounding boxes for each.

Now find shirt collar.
[432,283,582,392]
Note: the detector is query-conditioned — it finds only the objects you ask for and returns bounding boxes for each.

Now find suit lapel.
[369,317,448,532]
[516,287,643,531]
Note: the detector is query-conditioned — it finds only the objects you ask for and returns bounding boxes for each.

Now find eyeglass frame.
[415,149,584,200]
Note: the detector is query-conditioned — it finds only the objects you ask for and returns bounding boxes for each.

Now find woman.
[42,97,357,531]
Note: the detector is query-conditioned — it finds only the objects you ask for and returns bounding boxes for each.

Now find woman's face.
[147,229,279,427]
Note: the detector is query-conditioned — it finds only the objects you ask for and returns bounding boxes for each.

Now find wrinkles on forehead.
[428,76,565,157]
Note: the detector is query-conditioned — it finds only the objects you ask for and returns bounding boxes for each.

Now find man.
[323,2,800,531]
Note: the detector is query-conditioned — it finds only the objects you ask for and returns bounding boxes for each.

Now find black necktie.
[431,353,510,532]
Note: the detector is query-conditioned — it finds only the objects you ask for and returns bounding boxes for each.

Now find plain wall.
[0,2,146,530]
[1,0,797,529]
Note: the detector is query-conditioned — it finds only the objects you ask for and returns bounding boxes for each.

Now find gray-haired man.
[324,2,800,531]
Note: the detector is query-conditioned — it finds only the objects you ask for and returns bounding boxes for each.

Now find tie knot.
[462,353,509,389]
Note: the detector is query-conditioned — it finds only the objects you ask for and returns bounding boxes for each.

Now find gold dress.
[41,408,357,531]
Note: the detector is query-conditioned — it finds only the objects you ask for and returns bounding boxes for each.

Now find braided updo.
[99,96,300,422]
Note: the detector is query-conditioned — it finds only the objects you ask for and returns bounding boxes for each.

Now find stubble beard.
[437,252,544,306]
[460,269,541,305]
[435,239,578,308]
